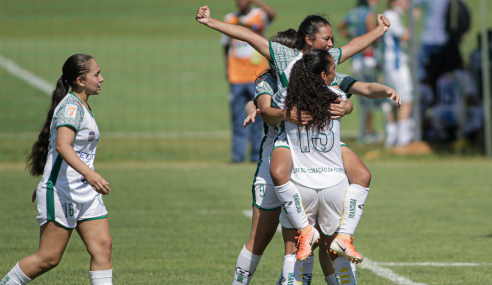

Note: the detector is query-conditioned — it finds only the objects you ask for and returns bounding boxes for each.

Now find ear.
[76,76,85,88]
[305,34,314,47]
[320,71,327,80]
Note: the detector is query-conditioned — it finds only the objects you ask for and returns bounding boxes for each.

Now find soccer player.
[196,4,391,264]
[1,54,113,285]
[382,0,413,149]
[222,0,275,163]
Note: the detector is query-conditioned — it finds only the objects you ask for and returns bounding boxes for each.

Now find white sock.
[277,254,303,285]
[397,119,413,146]
[233,245,262,284]
[385,122,397,148]
[334,257,357,285]
[324,273,339,285]
[89,269,113,285]
[338,184,369,236]
[302,255,314,285]
[1,263,32,285]
[275,181,309,230]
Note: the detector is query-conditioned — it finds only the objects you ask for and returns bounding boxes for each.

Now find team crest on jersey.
[88,129,95,142]
[65,104,77,118]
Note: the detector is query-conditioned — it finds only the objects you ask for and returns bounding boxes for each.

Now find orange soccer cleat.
[295,227,320,262]
[330,236,363,263]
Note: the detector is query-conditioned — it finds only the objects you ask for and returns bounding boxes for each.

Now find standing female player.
[1,54,113,285]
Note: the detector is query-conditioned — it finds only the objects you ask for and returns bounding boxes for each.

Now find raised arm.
[251,0,276,21]
[349,81,402,107]
[196,5,271,60]
[339,14,390,64]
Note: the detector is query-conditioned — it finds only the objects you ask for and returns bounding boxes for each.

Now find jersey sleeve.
[329,48,342,68]
[332,72,357,95]
[269,42,300,74]
[254,74,277,100]
[55,102,84,132]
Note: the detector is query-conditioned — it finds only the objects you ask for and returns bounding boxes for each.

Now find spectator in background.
[382,0,413,149]
[221,0,275,163]
[469,30,492,101]
[338,0,383,143]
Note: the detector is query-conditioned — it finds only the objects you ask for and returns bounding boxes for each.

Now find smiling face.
[80,59,104,95]
[307,24,334,51]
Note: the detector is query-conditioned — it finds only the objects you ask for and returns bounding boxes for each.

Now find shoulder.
[256,73,277,94]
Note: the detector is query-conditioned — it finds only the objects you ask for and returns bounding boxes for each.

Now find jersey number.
[62,203,74,218]
[298,121,334,153]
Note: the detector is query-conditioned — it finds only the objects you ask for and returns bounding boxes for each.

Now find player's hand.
[386,88,402,108]
[196,5,211,25]
[244,108,260,128]
[377,14,391,32]
[286,106,312,125]
[329,98,348,119]
[32,189,36,203]
[85,171,111,195]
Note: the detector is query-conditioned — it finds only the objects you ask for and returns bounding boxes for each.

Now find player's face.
[395,0,409,11]
[236,0,250,13]
[322,55,336,85]
[311,24,334,51]
[83,59,104,96]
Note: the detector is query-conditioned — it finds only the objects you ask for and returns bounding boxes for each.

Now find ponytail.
[285,49,338,132]
[26,54,93,176]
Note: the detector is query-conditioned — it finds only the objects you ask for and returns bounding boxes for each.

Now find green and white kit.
[36,93,107,229]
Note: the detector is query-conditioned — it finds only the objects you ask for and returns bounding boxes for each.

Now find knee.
[350,168,371,188]
[270,166,289,186]
[38,254,62,271]
[90,237,113,258]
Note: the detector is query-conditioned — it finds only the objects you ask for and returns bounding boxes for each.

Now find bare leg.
[341,146,371,188]
[76,218,112,271]
[245,206,281,255]
[318,234,336,276]
[270,147,293,186]
[397,103,413,121]
[18,222,72,279]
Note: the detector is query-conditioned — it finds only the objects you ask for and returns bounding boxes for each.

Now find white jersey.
[285,87,347,189]
[382,9,408,71]
[38,93,100,204]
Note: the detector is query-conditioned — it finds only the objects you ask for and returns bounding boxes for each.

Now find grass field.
[1,0,492,284]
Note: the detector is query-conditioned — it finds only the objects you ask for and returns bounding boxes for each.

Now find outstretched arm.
[244,101,260,128]
[339,14,390,64]
[349,81,401,108]
[196,5,271,60]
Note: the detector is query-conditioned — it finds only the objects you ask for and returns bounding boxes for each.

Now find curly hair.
[285,49,338,132]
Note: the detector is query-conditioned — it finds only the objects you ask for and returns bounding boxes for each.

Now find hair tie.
[60,75,64,80]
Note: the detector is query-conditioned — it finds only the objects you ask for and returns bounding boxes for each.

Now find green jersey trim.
[46,155,64,221]
[273,145,290,150]
[335,48,342,64]
[253,203,281,211]
[69,92,94,118]
[340,143,347,147]
[79,214,108,222]
[251,125,270,205]
[56,124,77,131]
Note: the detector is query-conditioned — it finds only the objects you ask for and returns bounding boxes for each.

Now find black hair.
[26,54,94,176]
[295,15,332,50]
[285,49,338,131]
[256,29,298,83]
[357,0,369,7]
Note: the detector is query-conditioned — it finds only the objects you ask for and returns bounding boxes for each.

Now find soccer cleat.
[329,237,363,263]
[295,227,320,262]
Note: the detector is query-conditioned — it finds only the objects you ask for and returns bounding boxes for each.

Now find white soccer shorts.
[36,185,108,229]
[280,178,349,236]
[253,184,281,210]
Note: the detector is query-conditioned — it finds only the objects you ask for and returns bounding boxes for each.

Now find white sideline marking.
[242,210,428,285]
[374,262,492,267]
[0,55,54,95]
[242,209,282,232]
[358,258,427,285]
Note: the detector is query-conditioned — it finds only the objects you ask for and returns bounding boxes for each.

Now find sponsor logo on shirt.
[65,104,77,118]
[88,129,95,142]
[76,151,95,161]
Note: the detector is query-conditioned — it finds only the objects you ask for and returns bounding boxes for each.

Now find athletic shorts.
[252,184,281,210]
[36,185,108,229]
[384,64,413,104]
[280,178,349,236]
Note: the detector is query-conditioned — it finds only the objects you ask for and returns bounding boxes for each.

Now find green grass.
[1,159,491,284]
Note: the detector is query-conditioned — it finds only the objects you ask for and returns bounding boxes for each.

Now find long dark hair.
[295,15,332,50]
[256,29,298,84]
[26,54,94,176]
[285,49,338,132]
